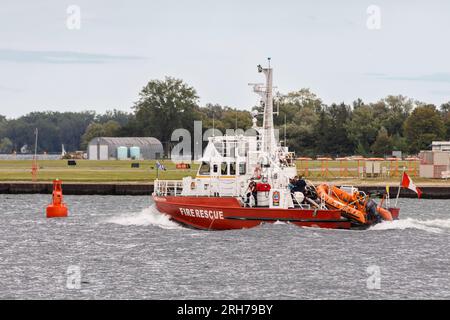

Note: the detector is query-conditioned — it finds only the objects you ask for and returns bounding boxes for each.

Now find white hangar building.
[88,137,164,160]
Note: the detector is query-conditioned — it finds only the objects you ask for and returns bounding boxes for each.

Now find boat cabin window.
[221,162,227,175]
[239,163,246,175]
[229,162,236,175]
[229,147,236,158]
[199,162,210,175]
[212,164,218,173]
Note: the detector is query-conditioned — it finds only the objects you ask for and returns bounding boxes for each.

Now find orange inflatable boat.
[316,184,393,225]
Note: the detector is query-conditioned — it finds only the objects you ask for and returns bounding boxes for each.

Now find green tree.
[371,127,393,156]
[440,102,450,139]
[440,102,450,114]
[286,105,319,156]
[0,137,13,153]
[0,115,6,139]
[81,120,121,149]
[313,108,333,155]
[221,109,252,132]
[345,104,378,154]
[325,103,354,155]
[57,111,97,151]
[81,123,104,149]
[131,77,200,153]
[378,95,413,136]
[2,118,34,153]
[355,142,368,156]
[199,104,252,133]
[103,120,121,135]
[277,89,322,155]
[391,133,409,153]
[404,105,445,153]
[95,109,133,126]
[281,88,322,112]
[1,111,95,152]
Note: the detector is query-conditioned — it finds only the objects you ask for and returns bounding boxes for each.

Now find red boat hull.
[152,195,353,230]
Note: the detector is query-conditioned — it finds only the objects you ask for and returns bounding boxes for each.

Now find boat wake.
[369,218,450,234]
[106,204,184,230]
[106,206,450,234]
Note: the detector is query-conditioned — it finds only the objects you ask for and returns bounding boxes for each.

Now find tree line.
[1,77,449,157]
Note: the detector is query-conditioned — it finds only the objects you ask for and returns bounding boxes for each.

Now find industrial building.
[431,141,450,152]
[419,141,450,179]
[88,137,164,160]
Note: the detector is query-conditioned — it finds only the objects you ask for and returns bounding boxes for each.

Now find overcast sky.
[0,0,449,118]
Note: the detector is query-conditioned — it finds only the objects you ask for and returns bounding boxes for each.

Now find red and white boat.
[153,62,399,230]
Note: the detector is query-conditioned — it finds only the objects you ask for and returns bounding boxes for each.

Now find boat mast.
[254,58,277,155]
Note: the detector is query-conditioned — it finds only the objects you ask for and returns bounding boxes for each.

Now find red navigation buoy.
[46,179,68,218]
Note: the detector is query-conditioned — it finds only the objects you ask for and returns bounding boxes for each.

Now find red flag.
[401,172,422,198]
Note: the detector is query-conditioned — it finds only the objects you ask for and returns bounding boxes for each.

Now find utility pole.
[31,128,38,182]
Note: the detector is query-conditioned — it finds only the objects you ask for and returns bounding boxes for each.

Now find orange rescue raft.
[316,184,392,225]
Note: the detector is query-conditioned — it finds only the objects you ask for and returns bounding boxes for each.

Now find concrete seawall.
[357,186,450,199]
[1,182,450,198]
[0,183,153,196]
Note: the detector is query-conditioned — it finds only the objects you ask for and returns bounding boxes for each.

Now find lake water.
[0,194,449,299]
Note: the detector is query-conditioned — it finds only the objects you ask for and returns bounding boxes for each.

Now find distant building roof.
[431,141,450,152]
[88,137,164,159]
[432,141,450,145]
[89,137,163,147]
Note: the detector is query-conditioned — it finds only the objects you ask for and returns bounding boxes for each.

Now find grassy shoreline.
[0,159,448,186]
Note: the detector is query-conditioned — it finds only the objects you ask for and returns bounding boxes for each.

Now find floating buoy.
[46,179,68,218]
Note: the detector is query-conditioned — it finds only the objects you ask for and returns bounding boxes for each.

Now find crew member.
[365,199,382,223]
[288,178,295,193]
[246,179,258,207]
[286,153,293,166]
[293,176,307,194]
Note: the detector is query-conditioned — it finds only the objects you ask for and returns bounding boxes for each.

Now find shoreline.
[1,182,450,198]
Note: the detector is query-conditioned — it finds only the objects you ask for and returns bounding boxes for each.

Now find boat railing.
[154,179,183,196]
[291,195,309,209]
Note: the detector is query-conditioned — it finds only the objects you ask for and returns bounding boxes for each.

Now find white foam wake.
[369,218,450,234]
[106,204,183,230]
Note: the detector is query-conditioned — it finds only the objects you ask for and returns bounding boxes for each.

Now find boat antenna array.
[249,58,277,155]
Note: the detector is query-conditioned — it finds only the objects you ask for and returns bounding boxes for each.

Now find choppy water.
[0,194,449,299]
